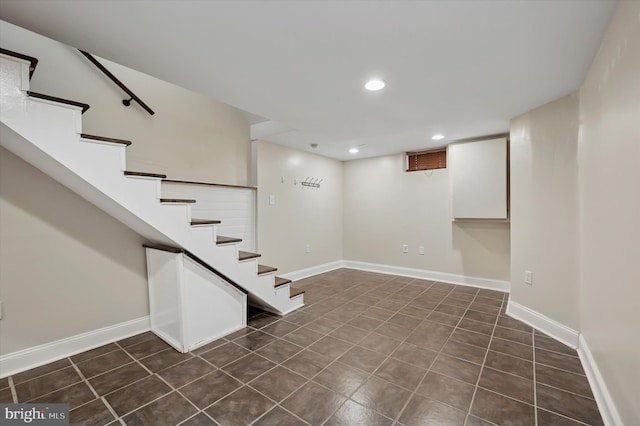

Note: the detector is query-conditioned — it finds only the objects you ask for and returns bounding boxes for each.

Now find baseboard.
[342,260,510,292]
[506,300,579,348]
[577,335,623,426]
[280,260,344,282]
[0,316,150,378]
[505,300,623,425]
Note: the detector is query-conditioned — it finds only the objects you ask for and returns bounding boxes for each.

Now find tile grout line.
[109,341,173,422]
[322,279,504,422]
[9,363,71,391]
[111,380,173,421]
[248,395,312,426]
[21,372,88,405]
[535,344,583,359]
[116,341,155,376]
[69,357,100,400]
[387,282,465,425]
[113,349,218,426]
[319,275,412,424]
[533,329,539,426]
[310,278,504,423]
[302,274,403,425]
[314,278,499,423]
[101,396,121,425]
[244,333,321,426]
[537,407,592,426]
[8,376,17,404]
[488,337,535,362]
[277,273,404,425]
[152,372,214,423]
[464,292,505,424]
[532,380,598,401]
[184,348,295,424]
[428,286,504,424]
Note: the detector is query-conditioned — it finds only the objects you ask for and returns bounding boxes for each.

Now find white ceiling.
[0,0,615,160]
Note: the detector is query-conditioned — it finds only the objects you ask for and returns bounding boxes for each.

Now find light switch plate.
[524,270,533,285]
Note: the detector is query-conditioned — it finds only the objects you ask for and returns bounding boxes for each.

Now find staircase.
[0,49,304,348]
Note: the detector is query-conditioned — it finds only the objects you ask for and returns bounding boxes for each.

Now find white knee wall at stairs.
[145,248,247,353]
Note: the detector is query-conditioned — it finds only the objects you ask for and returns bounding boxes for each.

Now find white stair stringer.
[0,55,303,316]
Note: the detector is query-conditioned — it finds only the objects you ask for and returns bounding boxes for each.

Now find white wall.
[0,20,251,185]
[256,141,343,274]
[578,1,640,423]
[0,148,149,356]
[509,93,580,330]
[343,154,510,281]
[509,2,640,421]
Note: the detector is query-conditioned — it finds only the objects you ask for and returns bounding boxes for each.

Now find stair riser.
[0,55,30,91]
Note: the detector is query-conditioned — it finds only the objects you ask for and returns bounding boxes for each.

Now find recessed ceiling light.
[432,134,445,141]
[349,148,359,154]
[364,79,386,91]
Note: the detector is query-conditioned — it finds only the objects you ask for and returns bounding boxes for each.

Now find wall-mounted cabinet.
[450,137,508,219]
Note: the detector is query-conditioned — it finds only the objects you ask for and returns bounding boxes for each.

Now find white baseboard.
[577,335,623,426]
[342,260,510,292]
[506,300,579,348]
[0,316,150,378]
[280,260,344,282]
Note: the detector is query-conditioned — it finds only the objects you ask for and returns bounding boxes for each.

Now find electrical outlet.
[305,244,311,253]
[418,246,425,255]
[269,195,276,205]
[524,270,533,285]
[402,244,409,254]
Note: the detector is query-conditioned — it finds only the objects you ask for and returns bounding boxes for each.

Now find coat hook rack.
[301,177,322,188]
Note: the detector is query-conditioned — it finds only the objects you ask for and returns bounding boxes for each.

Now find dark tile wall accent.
[1,268,603,425]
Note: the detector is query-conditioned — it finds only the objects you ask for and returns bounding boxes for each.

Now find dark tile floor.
[1,269,603,425]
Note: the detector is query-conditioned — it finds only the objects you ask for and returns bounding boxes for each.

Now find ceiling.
[0,1,616,161]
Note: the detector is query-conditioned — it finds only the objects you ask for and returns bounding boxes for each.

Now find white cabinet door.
[451,137,507,219]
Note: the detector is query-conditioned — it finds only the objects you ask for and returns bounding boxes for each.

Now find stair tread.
[143,243,183,253]
[289,286,305,298]
[160,198,196,204]
[190,219,221,226]
[238,250,261,261]
[125,171,167,178]
[0,48,39,79]
[82,133,132,146]
[258,264,278,275]
[274,276,292,288]
[27,91,90,114]
[164,178,257,190]
[216,235,242,245]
